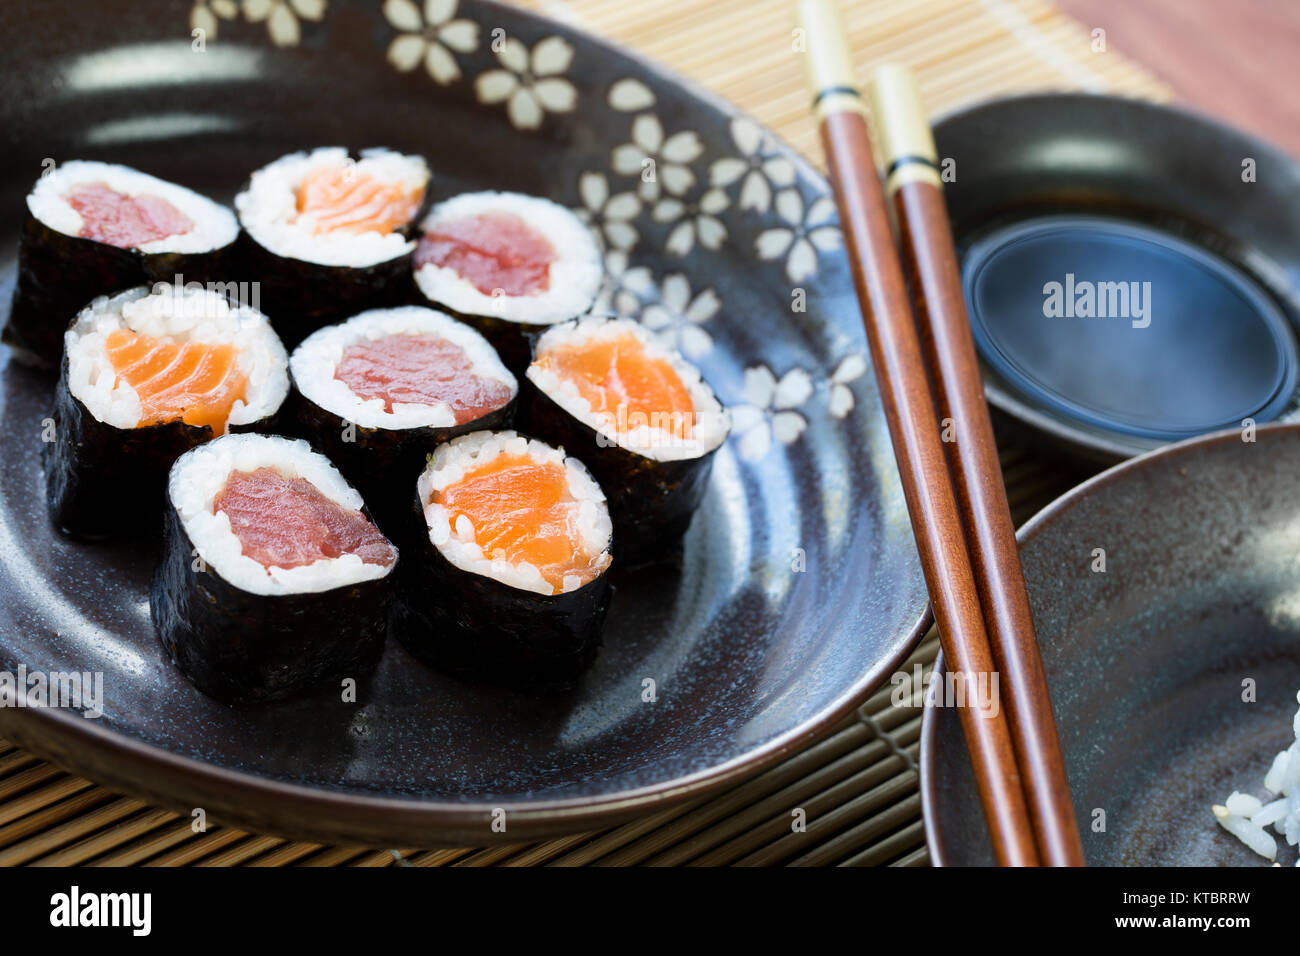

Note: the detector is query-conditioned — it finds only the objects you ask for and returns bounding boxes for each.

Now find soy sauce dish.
[934,94,1300,464]
[922,424,1300,867]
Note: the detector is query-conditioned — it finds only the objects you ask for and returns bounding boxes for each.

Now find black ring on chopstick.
[885,154,941,176]
[812,84,861,105]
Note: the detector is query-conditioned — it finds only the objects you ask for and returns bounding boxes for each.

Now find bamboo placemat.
[0,0,1170,866]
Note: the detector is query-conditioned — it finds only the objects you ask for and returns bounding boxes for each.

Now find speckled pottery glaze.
[923,423,1300,866]
[0,0,927,846]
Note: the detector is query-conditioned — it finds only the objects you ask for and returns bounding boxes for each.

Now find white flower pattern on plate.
[576,172,642,252]
[242,0,325,47]
[730,365,814,462]
[475,35,577,130]
[612,114,703,202]
[608,78,656,112]
[829,353,868,418]
[190,0,239,39]
[590,250,655,318]
[384,0,479,85]
[639,274,720,360]
[756,189,841,282]
[653,184,728,257]
[709,117,797,214]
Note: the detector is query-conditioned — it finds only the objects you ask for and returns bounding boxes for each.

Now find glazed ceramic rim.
[0,0,933,848]
[932,92,1300,465]
[964,215,1299,440]
[919,421,1300,866]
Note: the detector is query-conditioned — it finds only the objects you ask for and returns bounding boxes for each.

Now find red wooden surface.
[1057,0,1300,158]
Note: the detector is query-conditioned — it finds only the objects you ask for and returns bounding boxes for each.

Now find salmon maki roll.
[522,316,730,563]
[153,433,397,702]
[288,306,517,537]
[412,191,602,374]
[7,161,239,369]
[235,147,430,345]
[392,430,613,689]
[46,285,289,540]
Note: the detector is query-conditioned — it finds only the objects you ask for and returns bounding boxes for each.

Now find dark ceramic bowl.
[934,94,1300,465]
[922,423,1300,866]
[0,0,929,845]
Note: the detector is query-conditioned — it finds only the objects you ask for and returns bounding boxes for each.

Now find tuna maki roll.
[412,191,602,374]
[235,147,430,346]
[7,161,240,369]
[153,433,397,703]
[523,316,729,563]
[288,305,517,535]
[47,284,289,540]
[392,430,613,689]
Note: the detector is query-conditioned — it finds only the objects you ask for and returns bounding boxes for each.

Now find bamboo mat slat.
[0,0,1167,866]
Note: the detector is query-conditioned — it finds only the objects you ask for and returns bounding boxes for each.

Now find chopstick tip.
[797,0,866,119]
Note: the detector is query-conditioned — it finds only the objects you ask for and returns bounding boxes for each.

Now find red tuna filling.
[414,211,556,296]
[66,181,194,249]
[334,333,513,425]
[214,467,395,570]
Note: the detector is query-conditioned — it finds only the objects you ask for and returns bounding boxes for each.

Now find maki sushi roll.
[392,430,613,689]
[7,161,240,369]
[235,147,430,345]
[412,191,602,374]
[288,305,518,534]
[153,433,398,703]
[47,284,289,540]
[523,316,729,563]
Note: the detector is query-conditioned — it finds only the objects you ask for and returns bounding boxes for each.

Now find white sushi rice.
[290,306,516,430]
[65,285,288,432]
[413,191,601,325]
[527,316,730,462]
[1212,687,1300,865]
[171,433,395,597]
[28,160,238,254]
[235,147,429,268]
[418,430,612,596]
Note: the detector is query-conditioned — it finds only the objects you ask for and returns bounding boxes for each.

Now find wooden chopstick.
[869,65,1085,866]
[797,0,1040,866]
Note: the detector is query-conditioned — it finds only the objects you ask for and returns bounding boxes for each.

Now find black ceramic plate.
[0,0,928,845]
[923,424,1300,866]
[934,94,1300,465]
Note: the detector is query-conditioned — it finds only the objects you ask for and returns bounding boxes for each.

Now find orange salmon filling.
[295,165,423,236]
[536,332,695,441]
[106,329,248,435]
[215,467,395,570]
[415,211,557,296]
[435,453,601,592]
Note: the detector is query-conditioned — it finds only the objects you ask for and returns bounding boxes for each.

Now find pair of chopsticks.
[798,0,1085,866]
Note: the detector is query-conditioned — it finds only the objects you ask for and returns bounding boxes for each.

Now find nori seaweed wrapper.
[151,501,393,703]
[5,212,238,371]
[239,164,433,349]
[141,244,240,290]
[44,352,285,541]
[285,382,517,542]
[390,489,612,691]
[517,376,718,565]
[239,232,415,349]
